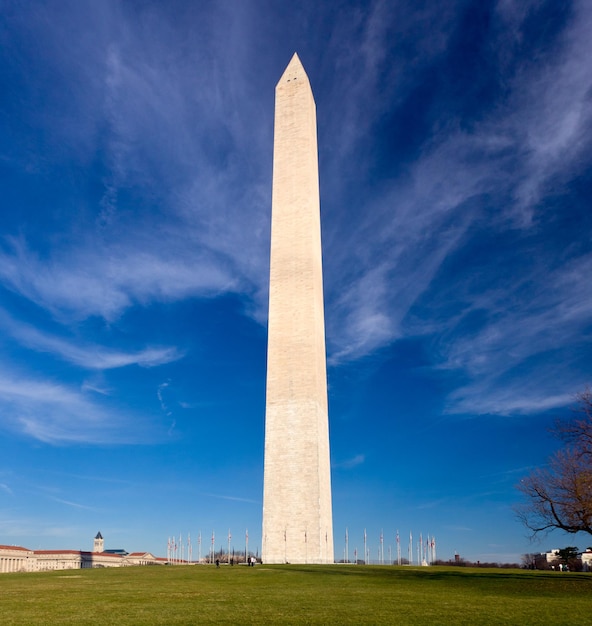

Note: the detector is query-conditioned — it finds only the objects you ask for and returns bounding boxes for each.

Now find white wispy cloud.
[436,253,592,414]
[322,1,592,413]
[1,0,590,423]
[157,381,172,417]
[48,497,99,512]
[0,307,182,369]
[0,1,273,324]
[333,454,366,469]
[319,0,458,164]
[508,5,592,222]
[449,386,575,417]
[43,470,132,485]
[0,369,157,444]
[0,236,240,322]
[322,4,501,362]
[81,380,112,396]
[200,493,259,504]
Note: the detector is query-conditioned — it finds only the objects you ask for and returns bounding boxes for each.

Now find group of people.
[214,556,257,567]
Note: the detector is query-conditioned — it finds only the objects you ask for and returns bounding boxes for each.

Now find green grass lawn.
[1,565,590,625]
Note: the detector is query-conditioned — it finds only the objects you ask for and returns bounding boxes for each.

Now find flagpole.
[433,536,436,564]
[228,529,231,564]
[345,527,349,564]
[363,529,367,565]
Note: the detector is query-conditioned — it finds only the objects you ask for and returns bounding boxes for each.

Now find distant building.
[93,531,104,553]
[0,545,33,574]
[534,548,592,571]
[534,549,560,569]
[580,549,592,571]
[33,549,126,571]
[126,552,160,566]
[0,532,165,573]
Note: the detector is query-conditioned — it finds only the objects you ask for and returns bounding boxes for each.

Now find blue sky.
[1,0,591,563]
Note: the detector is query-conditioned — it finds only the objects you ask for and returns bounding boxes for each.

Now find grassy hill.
[2,564,590,624]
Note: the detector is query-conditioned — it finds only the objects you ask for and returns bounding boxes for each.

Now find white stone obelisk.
[262,53,333,564]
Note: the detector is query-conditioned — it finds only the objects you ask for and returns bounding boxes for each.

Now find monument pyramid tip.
[284,52,303,70]
[278,52,308,86]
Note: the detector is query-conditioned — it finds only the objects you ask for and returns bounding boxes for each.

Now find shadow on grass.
[260,564,592,584]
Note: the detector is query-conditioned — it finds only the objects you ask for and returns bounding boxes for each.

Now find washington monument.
[262,53,333,564]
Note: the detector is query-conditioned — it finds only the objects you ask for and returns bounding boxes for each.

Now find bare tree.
[521,553,538,569]
[517,390,592,537]
[555,389,592,455]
